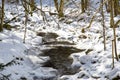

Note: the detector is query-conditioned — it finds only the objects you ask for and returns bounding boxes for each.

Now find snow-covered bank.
[1,0,120,80]
[0,30,58,80]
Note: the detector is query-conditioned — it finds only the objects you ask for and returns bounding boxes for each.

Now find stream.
[41,45,84,75]
[37,32,85,78]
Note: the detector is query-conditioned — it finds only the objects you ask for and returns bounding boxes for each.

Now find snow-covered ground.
[1,0,120,80]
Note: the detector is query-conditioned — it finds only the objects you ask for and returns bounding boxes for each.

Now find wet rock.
[112,75,120,80]
[20,77,27,80]
[80,55,91,65]
[59,77,70,80]
[117,37,120,41]
[79,34,87,39]
[81,28,85,33]
[77,71,89,79]
[91,60,97,64]
[36,32,46,37]
[85,49,93,55]
[37,32,59,44]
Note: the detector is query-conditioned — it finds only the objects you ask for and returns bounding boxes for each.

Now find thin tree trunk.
[40,0,42,10]
[0,8,2,32]
[58,0,64,17]
[112,40,115,69]
[0,0,5,32]
[16,0,19,3]
[106,0,111,12]
[114,0,119,16]
[54,0,64,18]
[110,0,119,61]
[84,0,88,10]
[40,0,43,16]
[54,0,59,12]
[23,1,28,43]
[30,0,35,11]
[101,0,106,50]
[81,0,85,13]
[23,12,28,43]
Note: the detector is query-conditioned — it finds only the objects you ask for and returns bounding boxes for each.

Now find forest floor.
[0,0,120,80]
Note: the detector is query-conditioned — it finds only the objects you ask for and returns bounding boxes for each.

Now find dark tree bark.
[54,0,59,12]
[54,0,64,18]
[81,0,88,13]
[114,0,119,16]
[30,0,35,11]
[0,0,5,32]
[105,0,111,12]
[81,0,85,13]
[112,40,115,69]
[84,0,88,10]
[58,0,64,17]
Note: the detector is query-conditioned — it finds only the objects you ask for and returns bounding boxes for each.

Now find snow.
[1,0,120,80]
[0,29,58,80]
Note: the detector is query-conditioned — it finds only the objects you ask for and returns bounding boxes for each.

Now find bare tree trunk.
[40,0,42,10]
[30,0,35,11]
[40,0,43,16]
[54,0,64,18]
[54,0,59,12]
[81,0,88,13]
[58,0,64,17]
[81,0,85,13]
[105,0,111,12]
[16,0,19,3]
[0,0,5,32]
[101,0,106,50]
[0,8,2,32]
[110,0,119,61]
[21,1,28,43]
[112,40,115,69]
[114,0,119,16]
[23,12,28,43]
[84,0,88,10]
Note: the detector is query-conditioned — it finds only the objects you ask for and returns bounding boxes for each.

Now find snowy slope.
[1,0,120,80]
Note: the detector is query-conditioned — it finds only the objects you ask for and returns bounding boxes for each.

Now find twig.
[71,0,79,8]
[51,16,60,29]
[4,14,22,24]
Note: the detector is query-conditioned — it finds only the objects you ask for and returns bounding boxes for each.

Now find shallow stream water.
[38,32,85,76]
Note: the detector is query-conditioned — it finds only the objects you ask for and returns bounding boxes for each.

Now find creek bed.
[41,44,85,75]
[38,32,85,76]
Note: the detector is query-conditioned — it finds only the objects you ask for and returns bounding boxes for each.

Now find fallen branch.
[4,14,22,24]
